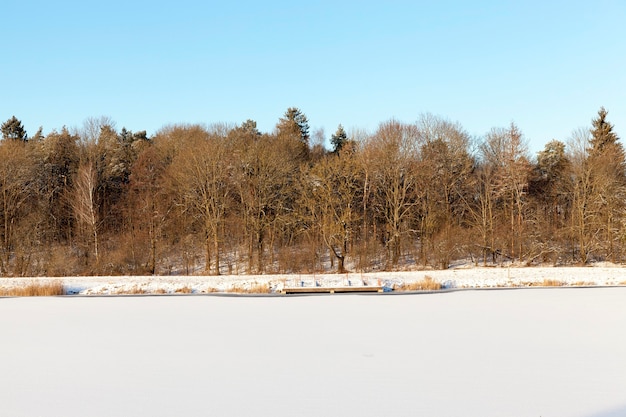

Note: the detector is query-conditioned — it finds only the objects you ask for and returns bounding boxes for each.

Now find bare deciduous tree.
[480,123,531,261]
[232,129,296,273]
[71,161,100,267]
[366,120,420,267]
[301,151,361,272]
[416,114,474,268]
[168,126,232,275]
[127,145,171,274]
[0,140,37,274]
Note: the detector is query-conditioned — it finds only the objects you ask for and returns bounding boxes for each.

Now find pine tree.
[240,119,261,137]
[536,140,568,182]
[331,124,348,153]
[1,116,27,141]
[230,119,261,144]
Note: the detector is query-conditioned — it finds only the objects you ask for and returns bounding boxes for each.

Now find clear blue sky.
[2,0,625,153]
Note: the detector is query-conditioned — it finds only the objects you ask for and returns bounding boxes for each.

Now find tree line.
[0,107,622,276]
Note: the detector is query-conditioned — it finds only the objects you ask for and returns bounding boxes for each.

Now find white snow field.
[1,288,625,417]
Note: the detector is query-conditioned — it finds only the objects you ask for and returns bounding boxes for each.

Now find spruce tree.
[1,116,27,141]
[278,107,310,145]
[585,107,625,262]
[589,107,619,156]
[331,124,348,153]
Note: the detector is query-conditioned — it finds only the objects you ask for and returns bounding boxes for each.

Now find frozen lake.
[1,288,625,417]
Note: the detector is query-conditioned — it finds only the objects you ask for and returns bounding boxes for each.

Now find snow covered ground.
[1,265,625,294]
[1,287,625,417]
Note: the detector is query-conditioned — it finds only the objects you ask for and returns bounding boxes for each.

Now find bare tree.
[300,151,361,272]
[416,114,474,268]
[231,128,296,273]
[0,140,37,273]
[366,120,420,267]
[480,123,531,261]
[471,163,499,265]
[127,145,171,274]
[71,161,100,266]
[168,126,232,275]
[79,116,116,144]
[566,128,596,263]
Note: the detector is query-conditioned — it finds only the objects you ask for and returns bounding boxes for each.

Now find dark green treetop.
[278,107,310,145]
[1,116,27,141]
[330,124,348,153]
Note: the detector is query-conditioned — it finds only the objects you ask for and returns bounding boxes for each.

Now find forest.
[0,107,622,276]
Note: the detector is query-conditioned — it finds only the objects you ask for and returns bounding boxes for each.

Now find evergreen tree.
[230,119,261,145]
[530,139,569,232]
[31,126,44,142]
[589,107,619,156]
[277,107,310,145]
[1,116,27,141]
[585,107,625,262]
[239,119,261,137]
[535,139,568,183]
[330,124,348,153]
[39,127,80,241]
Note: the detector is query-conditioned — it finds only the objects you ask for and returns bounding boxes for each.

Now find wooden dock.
[281,286,384,294]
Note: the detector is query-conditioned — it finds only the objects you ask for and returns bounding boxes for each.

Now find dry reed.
[523,279,565,287]
[0,281,65,296]
[399,276,442,291]
[113,285,147,295]
[225,282,271,294]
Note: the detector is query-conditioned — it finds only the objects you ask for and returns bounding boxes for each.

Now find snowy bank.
[1,266,625,295]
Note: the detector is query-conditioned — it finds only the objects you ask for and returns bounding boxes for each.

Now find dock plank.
[282,286,383,294]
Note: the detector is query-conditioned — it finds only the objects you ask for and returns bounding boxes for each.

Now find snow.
[1,265,625,295]
[1,281,626,416]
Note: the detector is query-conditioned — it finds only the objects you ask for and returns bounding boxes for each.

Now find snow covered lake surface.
[1,287,625,417]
